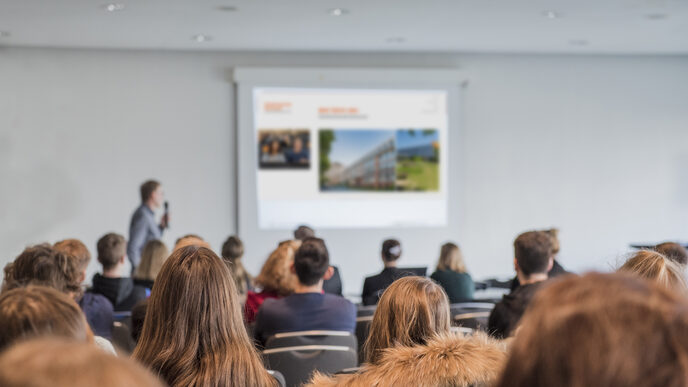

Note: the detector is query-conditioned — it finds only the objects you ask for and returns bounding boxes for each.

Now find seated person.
[172,234,210,252]
[654,241,688,266]
[495,273,688,387]
[488,231,554,339]
[54,239,114,338]
[133,239,169,297]
[361,239,411,305]
[91,233,145,311]
[244,240,299,323]
[221,235,253,304]
[618,249,687,292]
[254,238,356,345]
[307,276,507,386]
[430,242,474,303]
[510,228,569,291]
[293,225,343,296]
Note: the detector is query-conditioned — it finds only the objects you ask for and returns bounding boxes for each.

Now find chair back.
[267,370,286,387]
[263,345,357,387]
[356,304,377,317]
[265,330,357,353]
[454,311,491,330]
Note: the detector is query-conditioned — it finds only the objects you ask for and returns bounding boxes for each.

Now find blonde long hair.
[618,250,688,293]
[134,240,169,282]
[363,276,451,364]
[436,242,467,273]
[133,246,275,387]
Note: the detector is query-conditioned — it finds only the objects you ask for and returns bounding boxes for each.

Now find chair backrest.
[356,305,377,317]
[267,370,286,387]
[263,345,357,387]
[450,302,494,326]
[111,318,136,354]
[265,331,357,353]
[354,316,373,365]
[454,311,491,330]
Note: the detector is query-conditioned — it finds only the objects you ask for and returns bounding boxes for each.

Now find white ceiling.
[0,0,687,54]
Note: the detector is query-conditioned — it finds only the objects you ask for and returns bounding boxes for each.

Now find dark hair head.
[294,238,330,286]
[140,180,160,203]
[53,239,91,273]
[382,239,402,262]
[655,242,688,266]
[3,244,80,294]
[221,236,244,261]
[0,286,90,352]
[97,233,126,271]
[514,231,553,276]
[293,225,315,241]
[131,299,148,343]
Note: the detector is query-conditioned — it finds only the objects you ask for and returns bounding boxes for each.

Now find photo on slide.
[258,129,310,169]
[319,129,439,191]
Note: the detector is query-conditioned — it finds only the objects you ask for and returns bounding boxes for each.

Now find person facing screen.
[430,242,474,303]
[361,239,411,306]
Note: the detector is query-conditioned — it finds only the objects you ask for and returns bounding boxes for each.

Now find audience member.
[0,338,164,387]
[0,285,92,351]
[430,242,475,303]
[133,246,276,387]
[655,241,688,266]
[308,276,506,386]
[133,239,169,296]
[173,233,211,251]
[54,239,115,338]
[488,231,554,339]
[91,233,145,311]
[293,225,343,296]
[130,298,148,343]
[221,235,253,303]
[244,240,299,323]
[511,228,569,290]
[496,272,688,387]
[254,238,356,345]
[127,180,168,273]
[361,239,410,305]
[618,250,687,292]
[3,243,80,294]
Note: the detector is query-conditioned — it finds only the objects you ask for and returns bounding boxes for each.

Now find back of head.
[514,231,553,276]
[655,242,688,266]
[364,276,451,364]
[140,180,160,203]
[0,286,90,351]
[133,246,273,387]
[134,240,169,282]
[293,225,315,241]
[221,236,244,262]
[0,338,163,387]
[496,272,688,387]
[436,242,467,273]
[294,238,329,286]
[618,250,687,292]
[221,236,250,294]
[381,239,402,262]
[255,241,299,296]
[53,239,91,274]
[543,228,560,255]
[97,233,126,271]
[173,234,211,252]
[3,244,80,295]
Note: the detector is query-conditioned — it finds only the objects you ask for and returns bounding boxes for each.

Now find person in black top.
[91,233,145,312]
[361,239,411,306]
[510,228,569,291]
[293,225,344,296]
[488,231,554,339]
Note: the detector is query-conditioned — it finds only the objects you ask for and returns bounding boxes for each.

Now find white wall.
[2,47,688,294]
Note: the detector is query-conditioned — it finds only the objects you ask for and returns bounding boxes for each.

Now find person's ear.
[513,258,519,273]
[79,271,86,284]
[323,266,335,281]
[547,256,554,272]
[290,262,296,274]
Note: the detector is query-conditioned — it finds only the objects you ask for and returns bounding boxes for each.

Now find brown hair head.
[53,239,91,273]
[132,246,275,387]
[514,231,553,276]
[3,244,80,295]
[381,239,402,262]
[140,180,160,203]
[254,241,299,296]
[655,242,688,266]
[618,250,687,292]
[0,338,164,387]
[97,233,126,271]
[0,286,91,351]
[293,225,315,241]
[221,236,252,296]
[496,272,688,387]
[436,242,467,273]
[173,234,211,252]
[363,276,451,364]
[543,228,560,255]
[134,240,169,282]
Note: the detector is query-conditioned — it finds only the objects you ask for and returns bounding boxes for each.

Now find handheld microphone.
[164,201,170,229]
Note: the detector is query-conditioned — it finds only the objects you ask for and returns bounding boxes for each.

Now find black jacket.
[510,260,569,291]
[488,281,545,339]
[323,266,343,296]
[91,274,145,312]
[361,267,412,306]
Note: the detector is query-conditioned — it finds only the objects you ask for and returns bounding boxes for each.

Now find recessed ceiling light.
[645,13,668,20]
[386,37,406,43]
[542,10,561,19]
[192,34,212,43]
[102,3,125,12]
[569,39,589,46]
[217,5,238,12]
[0,31,10,38]
[328,8,349,16]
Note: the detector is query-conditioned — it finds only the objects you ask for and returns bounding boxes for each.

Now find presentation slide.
[254,87,449,229]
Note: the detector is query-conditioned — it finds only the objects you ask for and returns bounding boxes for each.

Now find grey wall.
[2,47,688,294]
